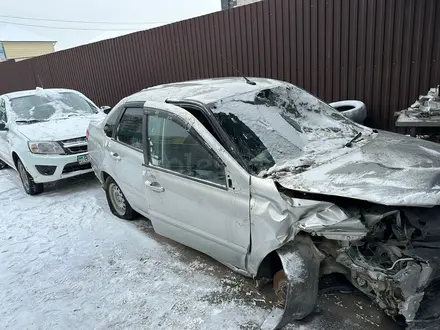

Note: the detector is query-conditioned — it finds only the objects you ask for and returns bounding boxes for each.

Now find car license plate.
[77,154,90,165]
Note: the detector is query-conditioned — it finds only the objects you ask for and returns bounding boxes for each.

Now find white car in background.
[0,88,107,195]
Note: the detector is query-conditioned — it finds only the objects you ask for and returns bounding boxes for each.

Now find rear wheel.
[17,159,43,195]
[104,176,135,220]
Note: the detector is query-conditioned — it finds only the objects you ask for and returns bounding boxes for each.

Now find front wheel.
[104,176,136,220]
[17,159,43,195]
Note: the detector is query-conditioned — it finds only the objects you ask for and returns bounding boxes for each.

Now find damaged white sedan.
[88,77,440,330]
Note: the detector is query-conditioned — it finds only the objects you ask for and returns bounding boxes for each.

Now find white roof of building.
[0,25,56,43]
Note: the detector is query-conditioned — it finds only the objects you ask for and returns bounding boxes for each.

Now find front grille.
[60,137,88,154]
[67,145,88,154]
[62,162,92,174]
[35,165,57,176]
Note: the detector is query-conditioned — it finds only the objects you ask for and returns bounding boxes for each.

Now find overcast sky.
[0,0,221,50]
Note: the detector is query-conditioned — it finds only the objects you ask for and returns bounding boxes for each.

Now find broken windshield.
[211,84,370,175]
[10,91,99,122]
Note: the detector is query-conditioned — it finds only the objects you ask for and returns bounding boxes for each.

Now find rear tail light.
[85,128,89,141]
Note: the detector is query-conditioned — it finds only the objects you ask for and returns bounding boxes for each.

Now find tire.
[17,159,43,195]
[0,159,8,170]
[329,100,367,124]
[104,176,135,220]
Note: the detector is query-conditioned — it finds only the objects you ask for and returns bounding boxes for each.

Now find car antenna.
[219,52,256,85]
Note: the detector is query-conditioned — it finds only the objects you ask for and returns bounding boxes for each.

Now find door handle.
[109,151,121,162]
[148,181,164,193]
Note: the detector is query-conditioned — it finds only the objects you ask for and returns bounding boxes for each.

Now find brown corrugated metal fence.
[0,0,439,131]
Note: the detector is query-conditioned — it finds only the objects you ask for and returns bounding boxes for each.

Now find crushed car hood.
[16,114,105,141]
[273,130,440,207]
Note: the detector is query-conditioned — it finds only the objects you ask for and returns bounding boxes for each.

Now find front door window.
[147,113,226,187]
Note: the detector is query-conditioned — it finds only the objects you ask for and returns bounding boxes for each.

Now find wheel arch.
[255,249,283,281]
[11,151,19,168]
[101,170,110,184]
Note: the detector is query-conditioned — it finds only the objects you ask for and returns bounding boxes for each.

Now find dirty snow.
[0,171,266,330]
[280,251,305,283]
[0,170,400,330]
[419,145,440,158]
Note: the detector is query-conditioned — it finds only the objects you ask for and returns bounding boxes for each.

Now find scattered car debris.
[396,86,440,119]
[395,87,440,138]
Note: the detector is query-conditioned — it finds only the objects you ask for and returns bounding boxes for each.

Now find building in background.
[0,25,56,62]
[221,0,263,10]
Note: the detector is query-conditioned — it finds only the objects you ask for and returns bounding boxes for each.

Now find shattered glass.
[210,85,371,175]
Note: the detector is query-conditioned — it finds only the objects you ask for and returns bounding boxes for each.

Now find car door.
[142,102,251,270]
[0,97,12,166]
[106,105,145,211]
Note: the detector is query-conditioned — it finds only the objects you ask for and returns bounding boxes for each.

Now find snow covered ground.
[0,169,401,330]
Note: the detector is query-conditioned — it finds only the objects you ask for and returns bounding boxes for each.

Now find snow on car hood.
[16,114,105,141]
[273,130,440,207]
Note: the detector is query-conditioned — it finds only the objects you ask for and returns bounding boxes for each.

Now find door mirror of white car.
[100,106,112,115]
[0,122,7,131]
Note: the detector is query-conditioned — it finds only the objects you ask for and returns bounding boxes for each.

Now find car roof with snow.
[126,77,283,105]
[3,88,79,100]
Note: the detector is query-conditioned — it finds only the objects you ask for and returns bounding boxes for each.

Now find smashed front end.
[323,207,440,326]
[251,181,440,329]
[298,199,440,329]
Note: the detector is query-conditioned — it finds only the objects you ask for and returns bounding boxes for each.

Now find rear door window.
[116,108,143,150]
[104,106,123,138]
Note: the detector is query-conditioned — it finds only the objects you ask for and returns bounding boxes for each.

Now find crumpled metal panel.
[275,129,440,207]
[247,176,367,275]
[248,176,440,328]
[333,206,440,327]
[297,205,368,240]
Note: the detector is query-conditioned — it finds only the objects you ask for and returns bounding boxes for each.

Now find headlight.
[28,141,65,155]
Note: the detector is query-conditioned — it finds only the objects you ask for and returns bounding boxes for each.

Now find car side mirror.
[0,122,7,131]
[103,124,114,137]
[100,106,112,115]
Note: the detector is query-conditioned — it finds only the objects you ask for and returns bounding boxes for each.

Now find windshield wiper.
[15,119,46,124]
[344,132,362,148]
